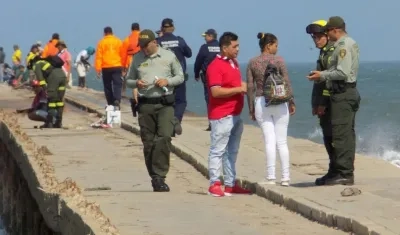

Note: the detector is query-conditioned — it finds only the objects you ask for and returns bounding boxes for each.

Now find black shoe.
[205,124,211,131]
[315,172,335,186]
[40,122,53,129]
[151,178,170,192]
[325,174,354,186]
[174,119,182,135]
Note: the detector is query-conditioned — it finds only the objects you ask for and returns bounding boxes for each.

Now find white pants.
[254,97,290,181]
[76,63,87,77]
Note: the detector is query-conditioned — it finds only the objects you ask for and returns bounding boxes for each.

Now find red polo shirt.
[206,55,244,120]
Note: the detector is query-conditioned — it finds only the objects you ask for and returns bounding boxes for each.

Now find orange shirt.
[121,30,141,68]
[41,39,59,58]
[94,35,123,72]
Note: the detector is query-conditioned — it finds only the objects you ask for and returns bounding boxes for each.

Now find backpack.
[45,56,64,68]
[262,62,291,106]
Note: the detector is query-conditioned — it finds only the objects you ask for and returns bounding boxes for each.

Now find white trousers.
[254,97,290,181]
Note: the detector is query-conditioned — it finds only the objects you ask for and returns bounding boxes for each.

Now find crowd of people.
[3,15,360,196]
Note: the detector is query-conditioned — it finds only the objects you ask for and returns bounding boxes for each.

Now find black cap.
[202,29,217,37]
[131,23,140,31]
[161,18,174,28]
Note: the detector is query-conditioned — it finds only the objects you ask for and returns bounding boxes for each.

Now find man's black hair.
[52,33,59,40]
[219,32,238,48]
[131,23,140,31]
[104,26,113,34]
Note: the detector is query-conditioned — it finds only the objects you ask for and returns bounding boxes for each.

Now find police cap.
[138,29,156,47]
[325,16,346,30]
[202,29,217,37]
[161,18,174,28]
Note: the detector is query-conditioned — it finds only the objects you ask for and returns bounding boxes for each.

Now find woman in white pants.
[246,32,296,186]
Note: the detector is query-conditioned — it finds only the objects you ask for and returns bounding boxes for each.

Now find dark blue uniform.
[157,33,192,122]
[194,39,219,105]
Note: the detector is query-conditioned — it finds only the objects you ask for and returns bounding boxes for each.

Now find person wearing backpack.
[246,32,295,187]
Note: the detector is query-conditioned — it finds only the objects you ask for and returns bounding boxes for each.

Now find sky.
[3,0,397,64]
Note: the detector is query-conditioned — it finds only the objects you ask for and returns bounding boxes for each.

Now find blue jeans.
[208,115,243,187]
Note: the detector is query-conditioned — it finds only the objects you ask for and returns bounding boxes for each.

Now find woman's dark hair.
[219,32,238,48]
[257,32,277,51]
[30,45,38,52]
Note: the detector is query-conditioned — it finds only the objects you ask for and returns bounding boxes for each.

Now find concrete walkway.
[0,86,347,234]
[61,88,400,235]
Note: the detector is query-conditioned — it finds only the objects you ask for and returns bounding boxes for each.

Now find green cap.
[138,29,156,47]
[325,16,345,29]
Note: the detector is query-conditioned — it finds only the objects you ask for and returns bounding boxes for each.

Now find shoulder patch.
[338,41,345,46]
[339,49,346,59]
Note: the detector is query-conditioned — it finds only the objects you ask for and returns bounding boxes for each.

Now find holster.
[129,98,139,117]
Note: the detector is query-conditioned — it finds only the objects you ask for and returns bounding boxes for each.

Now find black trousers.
[102,67,122,105]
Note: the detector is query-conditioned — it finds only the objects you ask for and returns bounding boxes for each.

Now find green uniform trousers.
[330,87,361,177]
[319,104,334,173]
[138,103,175,179]
[47,69,66,125]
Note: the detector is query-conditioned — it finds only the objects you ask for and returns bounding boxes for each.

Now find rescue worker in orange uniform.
[95,26,123,109]
[41,33,60,58]
[121,23,141,96]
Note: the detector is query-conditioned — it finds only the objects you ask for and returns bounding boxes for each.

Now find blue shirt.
[157,32,192,72]
[194,39,220,77]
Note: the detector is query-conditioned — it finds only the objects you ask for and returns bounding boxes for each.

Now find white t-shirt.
[75,50,89,64]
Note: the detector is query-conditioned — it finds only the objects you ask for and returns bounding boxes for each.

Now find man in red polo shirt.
[206,32,251,197]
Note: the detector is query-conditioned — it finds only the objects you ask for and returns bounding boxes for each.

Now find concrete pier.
[0,84,398,234]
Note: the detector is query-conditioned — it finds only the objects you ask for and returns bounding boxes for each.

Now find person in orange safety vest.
[41,33,60,58]
[121,23,141,97]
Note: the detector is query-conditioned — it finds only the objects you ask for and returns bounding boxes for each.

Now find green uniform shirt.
[312,41,335,107]
[126,47,184,98]
[320,35,359,89]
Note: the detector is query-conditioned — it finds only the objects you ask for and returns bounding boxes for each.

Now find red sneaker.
[224,183,252,196]
[208,181,224,197]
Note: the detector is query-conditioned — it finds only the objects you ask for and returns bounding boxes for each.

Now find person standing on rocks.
[206,32,251,197]
[307,16,361,185]
[125,29,184,192]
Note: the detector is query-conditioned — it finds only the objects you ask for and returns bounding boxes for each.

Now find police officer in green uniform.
[32,55,67,128]
[306,20,336,185]
[126,29,184,192]
[308,16,360,185]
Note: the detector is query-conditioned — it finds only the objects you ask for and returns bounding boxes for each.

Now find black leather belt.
[138,95,174,104]
[345,82,357,88]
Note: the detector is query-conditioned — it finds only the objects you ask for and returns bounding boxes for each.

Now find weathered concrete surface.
[1,87,348,234]
[62,88,400,235]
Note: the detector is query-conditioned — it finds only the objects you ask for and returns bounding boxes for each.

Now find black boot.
[151,178,170,192]
[173,117,182,136]
[205,123,211,131]
[54,107,64,128]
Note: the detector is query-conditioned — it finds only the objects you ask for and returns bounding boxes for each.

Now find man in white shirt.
[75,46,95,89]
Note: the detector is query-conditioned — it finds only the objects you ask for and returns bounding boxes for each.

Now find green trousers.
[138,103,175,179]
[330,88,361,177]
[47,69,66,126]
[319,104,334,173]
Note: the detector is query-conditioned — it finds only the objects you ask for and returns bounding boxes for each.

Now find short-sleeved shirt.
[206,55,244,120]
